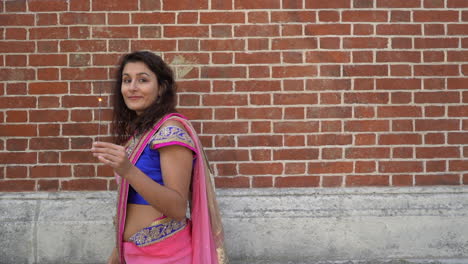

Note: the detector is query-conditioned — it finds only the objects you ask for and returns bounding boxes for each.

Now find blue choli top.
[127,125,196,205]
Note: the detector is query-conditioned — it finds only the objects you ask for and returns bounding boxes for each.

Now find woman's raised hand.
[92,141,134,178]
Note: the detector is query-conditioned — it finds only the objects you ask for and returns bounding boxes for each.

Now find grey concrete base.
[1,187,468,264]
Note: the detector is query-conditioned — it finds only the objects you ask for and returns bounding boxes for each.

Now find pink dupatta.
[115,113,228,264]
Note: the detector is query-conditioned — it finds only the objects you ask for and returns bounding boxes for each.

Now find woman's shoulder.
[149,118,196,152]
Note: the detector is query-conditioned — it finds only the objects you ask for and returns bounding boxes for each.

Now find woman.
[91,51,227,264]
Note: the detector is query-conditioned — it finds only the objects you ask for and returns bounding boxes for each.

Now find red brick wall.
[1,0,467,191]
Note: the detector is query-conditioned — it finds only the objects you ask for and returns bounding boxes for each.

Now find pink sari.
[115,113,228,264]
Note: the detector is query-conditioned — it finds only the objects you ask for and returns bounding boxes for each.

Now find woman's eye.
[123,79,132,83]
[139,78,148,83]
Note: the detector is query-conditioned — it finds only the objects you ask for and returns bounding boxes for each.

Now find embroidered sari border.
[129,217,188,247]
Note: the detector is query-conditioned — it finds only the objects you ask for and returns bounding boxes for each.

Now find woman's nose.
[129,80,138,90]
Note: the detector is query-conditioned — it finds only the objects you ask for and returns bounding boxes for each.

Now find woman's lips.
[128,96,142,100]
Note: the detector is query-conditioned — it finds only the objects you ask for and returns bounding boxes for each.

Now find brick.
[448,106,468,117]
[274,93,318,105]
[5,0,26,11]
[378,106,422,118]
[235,52,281,64]
[448,25,468,35]
[214,177,250,188]
[200,12,244,24]
[201,66,246,79]
[380,161,423,173]
[250,149,272,162]
[448,0,468,7]
[344,92,389,104]
[306,51,350,63]
[7,139,28,151]
[346,147,390,159]
[272,66,317,78]
[346,120,390,132]
[353,0,373,7]
[29,82,68,95]
[393,175,413,186]
[237,107,282,119]
[425,106,445,117]
[322,148,342,159]
[320,37,341,49]
[203,122,248,134]
[414,11,459,22]
[6,28,27,40]
[92,26,138,38]
[30,110,68,122]
[252,177,273,187]
[377,51,421,63]
[285,135,306,146]
[448,51,468,62]
[61,40,107,52]
[416,147,460,159]
[342,11,388,22]
[235,0,280,9]
[416,175,460,186]
[39,124,60,137]
[391,11,411,22]
[283,52,303,63]
[164,26,209,38]
[30,138,69,150]
[6,166,28,179]
[62,179,108,191]
[30,165,72,178]
[392,120,414,132]
[29,54,67,66]
[378,79,421,91]
[392,38,412,49]
[212,0,233,9]
[416,119,460,131]
[92,0,137,10]
[414,38,459,49]
[309,162,353,174]
[424,24,445,35]
[240,163,283,175]
[0,152,37,164]
[416,65,459,76]
[344,65,388,76]
[272,38,317,50]
[424,0,444,8]
[275,176,320,187]
[0,96,36,108]
[216,163,237,176]
[377,0,421,7]
[70,0,90,11]
[271,11,316,22]
[426,160,446,172]
[450,160,468,171]
[353,24,374,35]
[60,13,105,25]
[306,0,351,8]
[343,37,388,49]
[0,180,35,192]
[0,14,34,26]
[319,11,340,22]
[274,148,319,160]
[380,134,422,145]
[274,121,319,133]
[6,111,27,123]
[355,161,376,173]
[37,41,59,53]
[347,175,389,187]
[415,92,460,104]
[248,12,269,23]
[307,79,351,91]
[211,25,232,37]
[424,78,445,90]
[306,24,351,35]
[235,25,279,37]
[323,176,343,187]
[307,106,352,119]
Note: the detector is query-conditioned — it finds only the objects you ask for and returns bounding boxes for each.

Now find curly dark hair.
[112,51,177,145]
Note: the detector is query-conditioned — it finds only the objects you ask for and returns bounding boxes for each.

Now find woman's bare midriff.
[123,203,163,241]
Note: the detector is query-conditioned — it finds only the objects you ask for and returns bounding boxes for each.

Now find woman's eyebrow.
[122,72,151,77]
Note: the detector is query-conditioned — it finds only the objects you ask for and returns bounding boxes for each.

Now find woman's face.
[121,61,159,115]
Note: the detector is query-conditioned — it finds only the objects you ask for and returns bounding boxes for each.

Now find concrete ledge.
[1,187,468,263]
